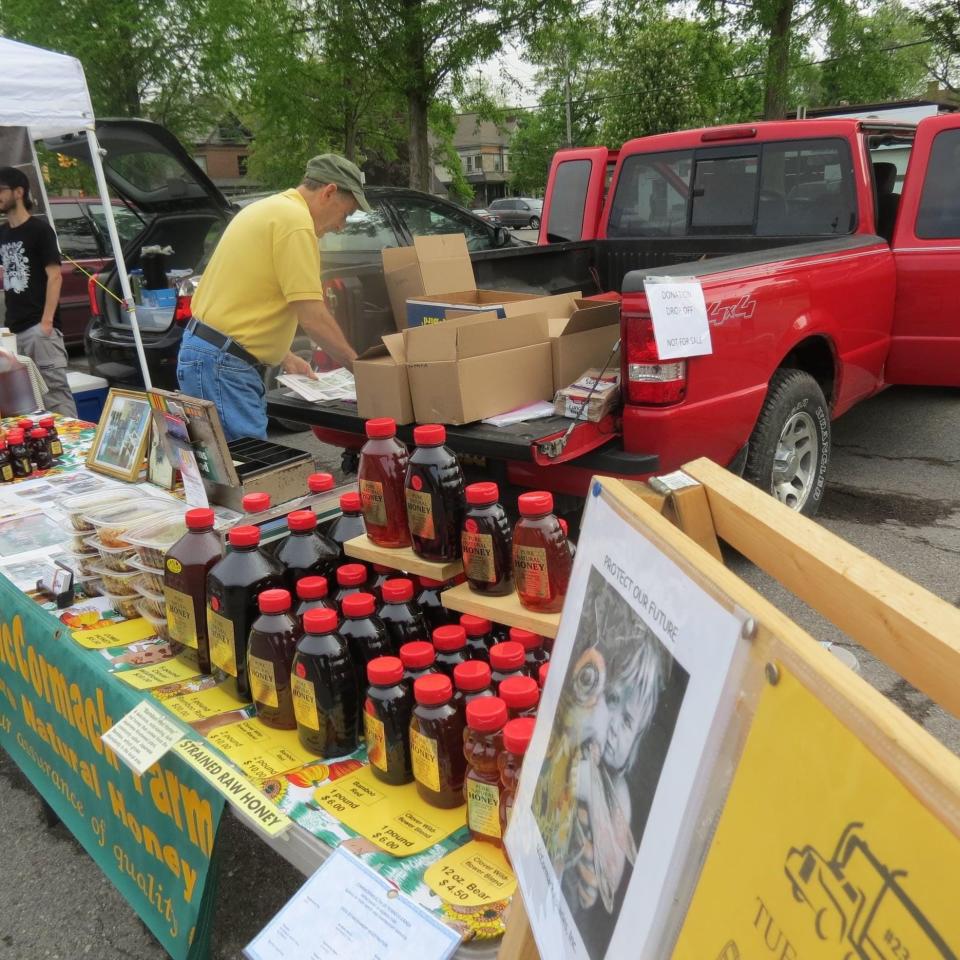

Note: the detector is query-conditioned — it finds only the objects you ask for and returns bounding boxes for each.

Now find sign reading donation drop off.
[644,276,713,360]
[0,578,225,960]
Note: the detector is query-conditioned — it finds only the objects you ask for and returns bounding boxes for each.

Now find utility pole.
[564,51,573,147]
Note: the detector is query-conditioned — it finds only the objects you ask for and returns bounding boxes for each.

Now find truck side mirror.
[493,226,510,247]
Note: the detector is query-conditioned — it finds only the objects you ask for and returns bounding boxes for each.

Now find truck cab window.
[916,129,960,239]
[607,151,691,237]
[690,154,758,234]
[546,159,593,241]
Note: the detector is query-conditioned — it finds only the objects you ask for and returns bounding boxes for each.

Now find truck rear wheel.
[743,369,830,517]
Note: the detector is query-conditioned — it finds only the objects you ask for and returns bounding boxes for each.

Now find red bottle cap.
[538,662,550,688]
[418,576,445,589]
[509,627,543,651]
[414,673,453,706]
[185,507,215,530]
[243,492,271,512]
[39,416,55,430]
[304,607,338,634]
[400,641,435,669]
[503,717,536,754]
[559,518,569,537]
[340,492,361,512]
[381,578,414,602]
[490,641,525,671]
[6,429,24,443]
[342,592,376,617]
[368,656,404,686]
[0,440,6,450]
[433,624,466,651]
[460,614,492,637]
[228,525,260,548]
[336,563,367,587]
[296,575,329,600]
[465,481,498,506]
[287,509,317,531]
[499,676,539,711]
[17,419,33,430]
[365,417,396,439]
[454,660,491,692]
[258,588,291,614]
[372,564,392,574]
[29,427,48,439]
[308,472,335,493]
[518,491,554,517]
[413,423,445,446]
[466,696,508,732]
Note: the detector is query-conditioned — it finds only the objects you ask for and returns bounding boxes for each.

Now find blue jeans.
[176,330,268,441]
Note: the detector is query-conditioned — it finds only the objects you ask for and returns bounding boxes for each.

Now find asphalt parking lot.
[0,383,957,958]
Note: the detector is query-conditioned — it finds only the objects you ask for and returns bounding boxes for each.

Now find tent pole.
[83,126,152,390]
[27,138,55,228]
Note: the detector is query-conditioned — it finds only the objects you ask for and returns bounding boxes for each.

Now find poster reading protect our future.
[505,484,748,960]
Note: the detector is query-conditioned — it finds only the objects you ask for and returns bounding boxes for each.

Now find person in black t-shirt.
[0,166,77,417]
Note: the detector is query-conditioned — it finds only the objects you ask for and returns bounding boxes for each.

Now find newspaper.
[277,369,357,403]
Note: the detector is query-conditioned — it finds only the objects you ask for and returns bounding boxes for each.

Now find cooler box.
[67,370,109,424]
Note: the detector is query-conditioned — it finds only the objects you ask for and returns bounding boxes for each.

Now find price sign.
[424,841,517,907]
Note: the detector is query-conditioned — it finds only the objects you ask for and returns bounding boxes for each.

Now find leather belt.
[185,318,266,373]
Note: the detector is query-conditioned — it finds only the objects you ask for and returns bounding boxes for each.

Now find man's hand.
[39,318,54,337]
[290,300,358,372]
[282,352,318,379]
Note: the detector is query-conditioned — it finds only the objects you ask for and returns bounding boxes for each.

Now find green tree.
[916,0,960,92]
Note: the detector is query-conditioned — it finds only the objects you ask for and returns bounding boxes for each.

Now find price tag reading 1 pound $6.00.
[424,841,517,907]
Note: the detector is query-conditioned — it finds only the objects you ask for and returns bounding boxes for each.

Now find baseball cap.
[0,167,32,206]
[303,154,371,213]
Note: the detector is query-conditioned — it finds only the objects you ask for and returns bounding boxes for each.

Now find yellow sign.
[173,739,291,837]
[424,841,517,907]
[162,684,251,724]
[207,718,317,783]
[72,618,156,649]
[672,667,960,960]
[117,654,204,690]
[312,765,465,855]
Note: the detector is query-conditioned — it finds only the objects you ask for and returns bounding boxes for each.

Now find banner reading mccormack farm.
[0,577,225,959]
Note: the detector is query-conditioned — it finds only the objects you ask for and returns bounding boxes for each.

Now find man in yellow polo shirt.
[177,154,366,440]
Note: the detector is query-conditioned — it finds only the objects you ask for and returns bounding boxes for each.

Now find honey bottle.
[410,674,466,808]
[498,717,536,846]
[247,588,302,729]
[499,675,540,719]
[461,482,513,596]
[404,424,465,562]
[358,418,410,548]
[460,614,495,661]
[512,491,573,613]
[364,656,414,785]
[463,696,508,845]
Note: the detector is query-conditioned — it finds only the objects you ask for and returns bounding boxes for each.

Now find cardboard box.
[404,312,553,424]
[381,233,539,329]
[547,299,620,390]
[554,368,621,422]
[354,333,414,425]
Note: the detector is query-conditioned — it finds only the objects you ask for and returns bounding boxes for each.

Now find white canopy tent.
[0,36,152,388]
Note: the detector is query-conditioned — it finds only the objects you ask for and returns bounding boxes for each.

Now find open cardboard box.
[353,333,414,424]
[381,233,538,329]
[404,312,553,424]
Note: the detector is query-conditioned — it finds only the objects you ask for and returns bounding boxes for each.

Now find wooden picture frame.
[85,388,152,482]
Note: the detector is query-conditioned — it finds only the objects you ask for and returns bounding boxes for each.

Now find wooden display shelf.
[343,535,464,581]
[440,582,561,639]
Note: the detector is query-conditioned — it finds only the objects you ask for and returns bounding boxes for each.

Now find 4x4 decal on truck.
[784,822,956,959]
[708,295,758,326]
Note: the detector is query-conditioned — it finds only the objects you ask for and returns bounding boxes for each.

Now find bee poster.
[671,666,960,960]
[505,483,748,960]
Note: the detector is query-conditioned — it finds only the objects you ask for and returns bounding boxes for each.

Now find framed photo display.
[86,388,152,482]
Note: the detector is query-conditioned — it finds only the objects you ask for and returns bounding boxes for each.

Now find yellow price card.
[162,684,251,724]
[672,666,960,960]
[72,617,156,649]
[117,654,204,690]
[208,718,317,783]
[424,841,517,907]
[312,765,465,856]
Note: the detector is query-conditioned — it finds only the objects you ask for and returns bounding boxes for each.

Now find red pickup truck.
[268,114,960,516]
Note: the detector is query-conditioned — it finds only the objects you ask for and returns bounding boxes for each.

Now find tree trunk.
[408,91,431,191]
[763,0,794,120]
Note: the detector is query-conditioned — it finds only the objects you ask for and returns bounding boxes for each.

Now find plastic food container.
[82,579,104,597]
[126,513,190,568]
[88,563,139,596]
[136,602,171,641]
[63,489,141,533]
[85,501,179,549]
[128,558,165,593]
[64,552,101,579]
[102,591,141,619]
[91,539,139,572]
[131,576,166,619]
[70,533,100,555]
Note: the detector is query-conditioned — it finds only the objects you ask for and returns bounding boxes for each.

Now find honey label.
[49,438,63,456]
[359,479,387,526]
[248,655,279,707]
[164,585,198,648]
[292,675,319,730]
[462,531,496,583]
[405,488,435,539]
[513,545,550,599]
[207,607,237,676]
[166,557,183,575]
[1,464,12,482]
[364,704,387,771]
[410,727,441,792]
[466,779,502,839]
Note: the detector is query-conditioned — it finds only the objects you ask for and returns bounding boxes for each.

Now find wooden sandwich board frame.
[498,457,960,959]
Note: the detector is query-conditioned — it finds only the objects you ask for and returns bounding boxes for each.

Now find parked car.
[56,119,525,390]
[0,197,140,347]
[488,196,544,229]
[471,207,503,226]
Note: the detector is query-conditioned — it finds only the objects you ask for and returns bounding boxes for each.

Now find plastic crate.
[67,370,109,424]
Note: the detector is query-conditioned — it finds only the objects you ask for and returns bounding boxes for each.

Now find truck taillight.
[623,311,687,404]
[174,294,193,324]
[87,274,101,317]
